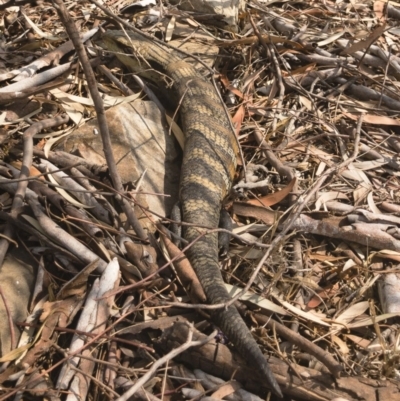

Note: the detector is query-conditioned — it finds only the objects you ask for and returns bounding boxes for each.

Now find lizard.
[102,30,283,398]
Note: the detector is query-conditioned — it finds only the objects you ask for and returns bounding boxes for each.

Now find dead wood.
[158,321,400,401]
[1,1,400,401]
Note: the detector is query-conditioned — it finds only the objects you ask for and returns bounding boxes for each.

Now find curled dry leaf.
[246,177,297,208]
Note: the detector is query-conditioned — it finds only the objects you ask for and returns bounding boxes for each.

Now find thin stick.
[116,325,218,401]
[52,0,147,241]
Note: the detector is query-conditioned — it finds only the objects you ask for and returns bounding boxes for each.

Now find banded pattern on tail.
[102,30,282,398]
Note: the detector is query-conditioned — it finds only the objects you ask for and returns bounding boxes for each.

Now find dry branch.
[158,321,399,401]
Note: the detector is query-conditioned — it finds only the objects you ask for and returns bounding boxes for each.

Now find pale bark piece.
[61,100,181,225]
[377,272,400,313]
[57,258,120,398]
[0,248,35,357]
[0,63,71,93]
[169,0,244,30]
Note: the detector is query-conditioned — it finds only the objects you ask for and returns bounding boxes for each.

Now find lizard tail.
[183,218,283,398]
[181,150,283,397]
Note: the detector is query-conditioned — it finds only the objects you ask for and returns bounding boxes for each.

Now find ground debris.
[0,1,399,401]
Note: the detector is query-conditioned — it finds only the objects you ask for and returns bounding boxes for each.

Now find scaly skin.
[103,30,283,398]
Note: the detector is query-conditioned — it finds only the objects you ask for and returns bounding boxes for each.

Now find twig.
[0,178,108,271]
[0,114,69,268]
[223,114,363,309]
[52,0,147,241]
[116,324,218,401]
[249,308,343,377]
[249,15,285,133]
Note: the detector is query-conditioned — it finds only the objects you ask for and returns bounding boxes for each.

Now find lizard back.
[103,30,282,398]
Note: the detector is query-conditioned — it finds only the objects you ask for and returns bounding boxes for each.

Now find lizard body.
[102,30,282,398]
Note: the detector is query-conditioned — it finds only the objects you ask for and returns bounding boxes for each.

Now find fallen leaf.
[0,344,31,363]
[345,334,371,348]
[343,112,400,126]
[332,335,350,355]
[369,250,400,263]
[211,382,241,399]
[219,75,244,99]
[334,301,369,325]
[233,202,282,225]
[232,104,245,136]
[373,1,387,21]
[340,24,386,55]
[225,284,288,315]
[307,283,339,309]
[246,178,297,207]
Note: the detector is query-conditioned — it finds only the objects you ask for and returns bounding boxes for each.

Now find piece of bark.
[157,321,400,401]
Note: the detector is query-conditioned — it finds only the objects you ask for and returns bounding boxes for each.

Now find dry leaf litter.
[0,0,399,400]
